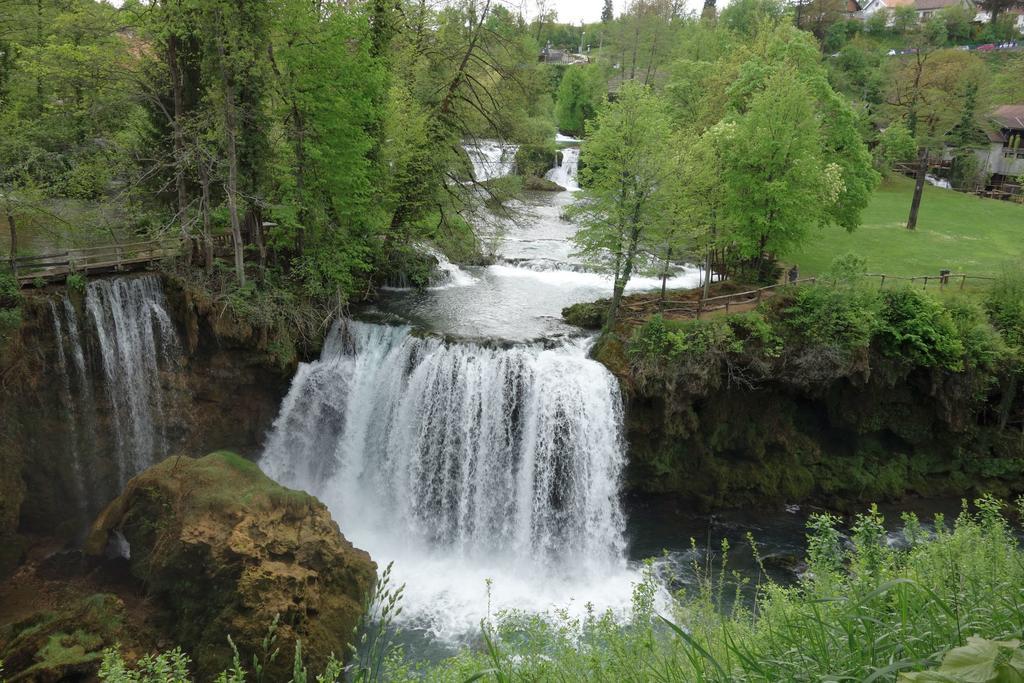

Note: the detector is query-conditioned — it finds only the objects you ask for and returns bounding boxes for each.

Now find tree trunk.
[218,41,245,286]
[906,146,928,231]
[629,26,639,81]
[168,34,189,245]
[7,210,16,278]
[199,157,214,275]
[703,247,712,300]
[659,246,671,308]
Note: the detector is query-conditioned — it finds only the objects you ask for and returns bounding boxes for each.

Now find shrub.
[387,497,1024,682]
[774,284,880,352]
[877,287,965,370]
[985,265,1024,350]
[630,312,780,362]
[944,297,1007,371]
[875,122,918,174]
[0,269,22,342]
[66,272,87,293]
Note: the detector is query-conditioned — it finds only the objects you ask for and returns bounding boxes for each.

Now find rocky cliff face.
[0,272,300,574]
[610,344,1024,511]
[85,452,375,679]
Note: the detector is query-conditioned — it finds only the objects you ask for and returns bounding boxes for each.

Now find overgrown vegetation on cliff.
[94,496,1024,682]
[612,258,1024,507]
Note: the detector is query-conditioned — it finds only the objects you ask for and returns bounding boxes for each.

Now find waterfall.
[545,147,580,191]
[463,140,518,182]
[261,320,633,635]
[47,276,180,514]
[81,275,181,488]
[49,299,88,516]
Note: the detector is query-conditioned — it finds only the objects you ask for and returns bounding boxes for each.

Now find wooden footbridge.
[8,238,182,287]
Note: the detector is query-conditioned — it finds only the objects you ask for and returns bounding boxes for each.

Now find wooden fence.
[9,238,182,286]
[622,277,820,321]
[868,272,997,290]
[622,271,995,323]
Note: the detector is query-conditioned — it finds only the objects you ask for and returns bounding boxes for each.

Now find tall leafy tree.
[570,81,672,332]
[602,0,615,22]
[884,26,987,229]
[555,66,605,136]
[721,69,843,261]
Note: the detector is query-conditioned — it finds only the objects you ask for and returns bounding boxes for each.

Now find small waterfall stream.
[48,275,182,511]
[85,276,181,486]
[261,319,635,637]
[463,140,518,182]
[544,147,580,191]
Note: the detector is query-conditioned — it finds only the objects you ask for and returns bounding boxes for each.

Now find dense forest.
[2,0,1021,330]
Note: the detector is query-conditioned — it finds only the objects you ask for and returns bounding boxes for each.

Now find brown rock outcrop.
[85,451,375,679]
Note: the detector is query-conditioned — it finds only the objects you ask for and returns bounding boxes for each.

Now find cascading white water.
[84,275,181,487]
[261,319,637,637]
[545,147,580,191]
[463,140,518,182]
[49,299,88,516]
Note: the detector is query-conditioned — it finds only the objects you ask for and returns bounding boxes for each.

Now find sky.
[106,0,709,33]
[515,0,714,25]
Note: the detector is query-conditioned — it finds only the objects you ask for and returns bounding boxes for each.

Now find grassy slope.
[787,175,1024,277]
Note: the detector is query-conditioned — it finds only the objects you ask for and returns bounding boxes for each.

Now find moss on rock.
[85,451,376,679]
[0,593,136,682]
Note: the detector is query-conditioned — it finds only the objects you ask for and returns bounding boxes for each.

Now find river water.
[257,140,955,659]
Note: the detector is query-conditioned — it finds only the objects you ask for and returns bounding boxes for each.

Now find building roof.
[991,105,1024,131]
[882,0,916,8]
[914,0,966,11]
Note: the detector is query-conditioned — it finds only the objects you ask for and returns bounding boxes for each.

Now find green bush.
[877,287,965,371]
[0,269,22,342]
[630,312,780,362]
[66,272,87,293]
[775,284,879,351]
[393,497,1024,681]
[985,265,1024,350]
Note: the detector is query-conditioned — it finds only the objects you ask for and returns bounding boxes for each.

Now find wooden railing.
[9,237,182,286]
[622,277,819,321]
[868,272,997,290]
[623,270,995,324]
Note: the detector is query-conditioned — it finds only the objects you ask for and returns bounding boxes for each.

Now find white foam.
[488,263,704,291]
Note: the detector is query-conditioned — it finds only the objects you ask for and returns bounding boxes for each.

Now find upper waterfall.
[463,140,518,182]
[261,319,633,636]
[545,147,580,191]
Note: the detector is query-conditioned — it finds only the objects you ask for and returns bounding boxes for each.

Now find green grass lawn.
[787,175,1024,279]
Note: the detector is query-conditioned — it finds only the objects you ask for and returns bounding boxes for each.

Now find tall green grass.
[395,497,1024,682]
[96,498,1024,682]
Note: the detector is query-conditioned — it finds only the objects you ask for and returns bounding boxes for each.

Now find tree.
[874,122,918,174]
[719,0,787,36]
[666,123,732,298]
[938,4,974,43]
[720,69,843,262]
[892,5,918,33]
[555,66,604,136]
[602,0,615,23]
[976,0,1024,24]
[797,0,849,41]
[884,26,988,229]
[570,82,672,332]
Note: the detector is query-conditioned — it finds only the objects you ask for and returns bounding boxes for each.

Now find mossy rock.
[562,300,607,330]
[85,451,376,679]
[0,593,135,682]
[522,175,565,192]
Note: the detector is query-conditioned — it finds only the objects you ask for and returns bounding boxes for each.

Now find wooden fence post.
[960,275,967,291]
[879,274,886,289]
